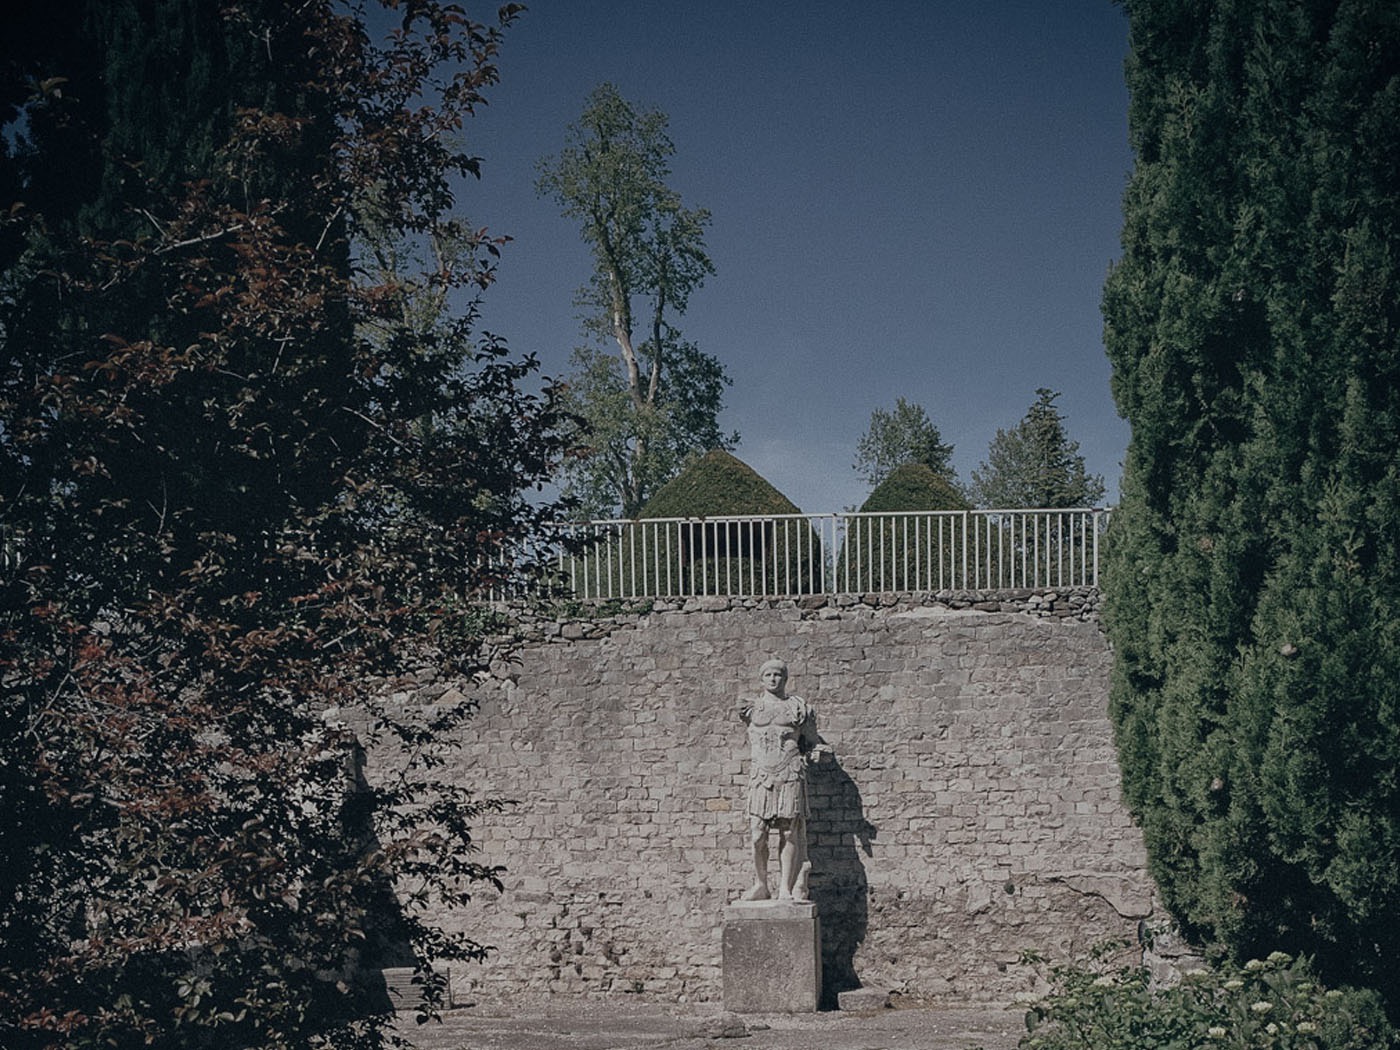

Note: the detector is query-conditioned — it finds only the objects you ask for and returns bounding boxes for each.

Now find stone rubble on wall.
[359,588,1152,1007]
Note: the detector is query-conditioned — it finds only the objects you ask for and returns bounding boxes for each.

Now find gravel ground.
[393,996,1026,1050]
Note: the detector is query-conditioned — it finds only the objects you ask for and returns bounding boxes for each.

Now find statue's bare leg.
[792,817,811,902]
[741,817,771,900]
[776,820,797,899]
[776,817,810,901]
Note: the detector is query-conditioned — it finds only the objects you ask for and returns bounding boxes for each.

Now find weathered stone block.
[722,901,821,1012]
[837,985,890,1012]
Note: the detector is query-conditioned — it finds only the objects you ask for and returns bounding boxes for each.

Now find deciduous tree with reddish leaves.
[0,3,567,1047]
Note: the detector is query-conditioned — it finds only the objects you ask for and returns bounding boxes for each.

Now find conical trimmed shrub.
[838,463,970,592]
[563,450,823,597]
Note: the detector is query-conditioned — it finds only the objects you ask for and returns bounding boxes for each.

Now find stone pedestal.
[722,900,821,1013]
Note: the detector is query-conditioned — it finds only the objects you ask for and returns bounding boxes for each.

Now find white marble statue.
[738,658,817,902]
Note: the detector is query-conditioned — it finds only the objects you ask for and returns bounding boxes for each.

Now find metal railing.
[543,508,1109,600]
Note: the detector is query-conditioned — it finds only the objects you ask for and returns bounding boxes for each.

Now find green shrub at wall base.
[1023,952,1395,1050]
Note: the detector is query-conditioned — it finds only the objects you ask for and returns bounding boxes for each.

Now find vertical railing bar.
[878,514,886,593]
[596,526,607,599]
[960,510,968,590]
[628,522,636,599]
[845,515,856,596]
[742,520,748,597]
[991,515,1002,593]
[902,514,910,592]
[655,520,666,596]
[974,512,982,589]
[972,513,977,590]
[1080,511,1087,586]
[647,521,656,598]
[784,518,792,596]
[699,521,708,598]
[593,523,602,600]
[839,514,845,595]
[834,515,845,596]
[587,525,596,600]
[828,515,835,595]
[809,517,816,596]
[1031,512,1039,589]
[785,517,793,596]
[749,519,758,597]
[917,515,925,592]
[735,520,741,596]
[941,513,948,591]
[975,512,981,590]
[738,520,746,597]
[756,519,763,596]
[818,516,826,595]
[915,514,924,592]
[1086,512,1097,593]
[872,515,880,593]
[985,515,996,593]
[937,516,944,591]
[733,520,744,596]
[1019,513,1026,588]
[1058,512,1065,589]
[849,515,857,593]
[611,522,619,599]
[603,524,612,599]
[1030,512,1037,589]
[650,520,659,598]
[562,528,571,598]
[996,515,1003,589]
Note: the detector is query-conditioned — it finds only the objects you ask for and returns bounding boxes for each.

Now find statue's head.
[759,658,788,695]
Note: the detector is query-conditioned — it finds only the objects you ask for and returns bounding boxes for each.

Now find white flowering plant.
[1020,948,1394,1050]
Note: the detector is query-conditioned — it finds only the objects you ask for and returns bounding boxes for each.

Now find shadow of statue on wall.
[340,738,427,1016]
[807,747,875,1008]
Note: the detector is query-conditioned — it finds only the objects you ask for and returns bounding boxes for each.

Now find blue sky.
[462,1,1133,515]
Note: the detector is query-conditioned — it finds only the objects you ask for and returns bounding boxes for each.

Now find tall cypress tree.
[1104,0,1400,1004]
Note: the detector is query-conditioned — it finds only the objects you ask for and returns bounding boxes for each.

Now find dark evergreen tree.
[1,3,565,1047]
[853,397,958,489]
[969,389,1106,509]
[1103,0,1400,1008]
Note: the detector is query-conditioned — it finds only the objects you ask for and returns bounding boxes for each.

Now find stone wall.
[370,589,1154,1006]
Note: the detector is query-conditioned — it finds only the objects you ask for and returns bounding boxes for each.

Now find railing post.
[1092,508,1102,588]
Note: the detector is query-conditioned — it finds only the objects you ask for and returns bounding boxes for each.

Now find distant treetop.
[854,398,957,488]
[970,389,1105,508]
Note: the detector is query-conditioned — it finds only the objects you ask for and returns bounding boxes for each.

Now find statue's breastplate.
[748,700,804,779]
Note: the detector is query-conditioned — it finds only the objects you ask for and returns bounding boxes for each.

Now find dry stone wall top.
[370,590,1152,1006]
